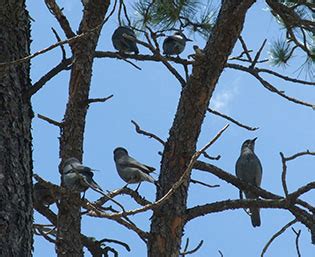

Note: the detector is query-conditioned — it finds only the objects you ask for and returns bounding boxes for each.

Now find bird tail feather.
[140,172,155,183]
[250,207,261,227]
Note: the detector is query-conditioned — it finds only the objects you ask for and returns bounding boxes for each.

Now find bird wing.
[119,156,155,174]
[254,154,263,187]
[120,36,133,49]
[236,153,262,199]
[235,156,243,180]
[88,178,104,193]
[80,170,104,193]
[138,171,155,183]
[74,164,92,173]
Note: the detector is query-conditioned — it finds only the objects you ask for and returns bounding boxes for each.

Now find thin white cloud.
[209,77,241,113]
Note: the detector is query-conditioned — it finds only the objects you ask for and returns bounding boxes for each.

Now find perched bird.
[113,147,156,190]
[112,26,139,54]
[33,182,56,206]
[236,137,263,227]
[162,31,192,56]
[62,157,104,195]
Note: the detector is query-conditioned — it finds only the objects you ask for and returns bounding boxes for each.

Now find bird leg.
[135,182,142,192]
[239,190,243,200]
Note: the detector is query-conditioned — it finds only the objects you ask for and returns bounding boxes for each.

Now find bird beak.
[186,38,193,42]
[252,137,257,142]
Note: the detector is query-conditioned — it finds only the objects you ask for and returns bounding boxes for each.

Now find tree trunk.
[56,1,110,256]
[148,1,256,256]
[0,0,33,256]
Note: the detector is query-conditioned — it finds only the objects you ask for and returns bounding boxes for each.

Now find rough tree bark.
[56,1,110,256]
[0,0,33,256]
[148,1,256,256]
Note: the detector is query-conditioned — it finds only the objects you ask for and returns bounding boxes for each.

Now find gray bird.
[236,137,262,227]
[113,147,156,189]
[62,157,104,195]
[33,182,56,206]
[112,26,139,54]
[163,31,192,56]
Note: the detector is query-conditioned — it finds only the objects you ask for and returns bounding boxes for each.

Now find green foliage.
[269,38,293,66]
[133,0,216,39]
[268,0,314,75]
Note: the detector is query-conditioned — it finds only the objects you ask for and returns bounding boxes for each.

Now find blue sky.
[26,1,315,256]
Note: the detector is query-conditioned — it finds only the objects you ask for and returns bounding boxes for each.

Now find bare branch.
[180,239,204,256]
[261,219,297,257]
[115,52,142,70]
[284,150,315,161]
[131,120,165,145]
[258,68,315,86]
[292,228,302,257]
[51,27,67,60]
[86,94,114,105]
[238,36,253,62]
[0,36,75,67]
[44,0,76,40]
[0,18,116,68]
[85,125,229,219]
[208,108,258,131]
[280,152,289,197]
[103,0,118,25]
[95,187,152,207]
[34,226,56,244]
[193,161,315,213]
[86,206,149,243]
[226,63,315,109]
[99,238,131,252]
[249,39,267,69]
[190,179,220,189]
[95,51,193,66]
[194,161,280,200]
[191,160,315,231]
[37,113,63,127]
[288,181,315,202]
[123,34,187,86]
[229,50,253,62]
[33,176,142,251]
[202,151,221,160]
[280,150,315,199]
[185,198,289,222]
[26,58,72,98]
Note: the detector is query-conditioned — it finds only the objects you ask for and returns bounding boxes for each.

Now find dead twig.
[180,239,204,256]
[208,108,258,131]
[190,179,220,189]
[131,120,165,145]
[85,124,229,219]
[292,228,302,257]
[261,219,297,257]
[37,113,63,127]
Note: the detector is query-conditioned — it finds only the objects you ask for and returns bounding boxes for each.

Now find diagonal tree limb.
[51,27,67,60]
[84,125,229,219]
[261,219,297,257]
[207,108,258,131]
[44,0,76,40]
[226,63,315,109]
[193,161,315,212]
[26,58,73,98]
[131,120,166,145]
